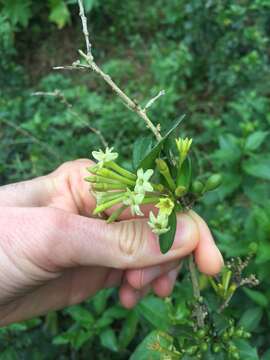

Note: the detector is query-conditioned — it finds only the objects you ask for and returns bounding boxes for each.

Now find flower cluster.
[86,147,178,235]
[86,138,221,243]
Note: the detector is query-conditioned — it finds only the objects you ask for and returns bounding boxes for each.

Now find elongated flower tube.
[92,147,118,168]
[156,159,176,191]
[96,168,135,186]
[93,193,126,215]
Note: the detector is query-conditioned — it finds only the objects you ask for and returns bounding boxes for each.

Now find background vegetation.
[1,0,270,358]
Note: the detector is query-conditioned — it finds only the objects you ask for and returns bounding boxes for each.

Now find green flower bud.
[222,331,229,341]
[204,174,222,192]
[228,326,235,337]
[200,343,208,352]
[231,352,240,360]
[156,159,176,191]
[213,344,221,353]
[243,331,251,339]
[196,329,207,339]
[191,180,204,195]
[175,185,187,197]
[186,345,198,355]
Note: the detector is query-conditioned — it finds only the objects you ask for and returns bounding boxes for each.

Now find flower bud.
[186,345,198,355]
[191,180,204,194]
[204,174,222,192]
[212,344,221,353]
[175,186,187,197]
[156,158,169,173]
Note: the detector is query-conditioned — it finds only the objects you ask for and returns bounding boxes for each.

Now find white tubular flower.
[123,189,144,216]
[156,197,175,216]
[175,137,192,164]
[92,147,118,168]
[135,168,154,194]
[148,211,170,235]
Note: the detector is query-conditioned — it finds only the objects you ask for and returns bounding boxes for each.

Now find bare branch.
[55,0,162,142]
[188,255,205,328]
[144,90,165,110]
[78,0,93,59]
[78,49,162,141]
[0,118,59,158]
[32,90,108,148]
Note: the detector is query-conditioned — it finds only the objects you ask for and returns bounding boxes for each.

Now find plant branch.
[78,50,162,142]
[0,117,59,158]
[55,0,163,142]
[188,254,205,328]
[32,90,108,147]
[78,0,93,59]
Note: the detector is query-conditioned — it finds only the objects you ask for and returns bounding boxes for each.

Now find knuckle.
[117,220,147,268]
[45,208,69,235]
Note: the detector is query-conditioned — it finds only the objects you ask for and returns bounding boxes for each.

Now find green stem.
[107,205,127,223]
[92,183,127,191]
[188,254,205,328]
[141,196,160,205]
[96,168,136,186]
[105,161,137,180]
[96,191,125,203]
[151,183,165,192]
[156,159,176,191]
[85,175,126,185]
[94,194,126,214]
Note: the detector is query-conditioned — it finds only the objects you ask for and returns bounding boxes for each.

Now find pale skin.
[0,159,223,326]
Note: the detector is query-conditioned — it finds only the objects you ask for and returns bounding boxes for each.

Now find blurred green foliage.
[1,0,270,358]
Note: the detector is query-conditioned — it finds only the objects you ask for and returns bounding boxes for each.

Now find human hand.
[0,159,223,326]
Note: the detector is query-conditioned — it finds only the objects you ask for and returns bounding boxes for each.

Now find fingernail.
[216,247,224,267]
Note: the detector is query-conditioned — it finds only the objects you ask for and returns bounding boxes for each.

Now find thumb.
[49,210,199,270]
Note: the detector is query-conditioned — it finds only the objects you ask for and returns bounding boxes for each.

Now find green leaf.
[95,305,127,329]
[49,0,70,29]
[159,209,177,254]
[130,330,174,360]
[65,305,95,328]
[242,288,268,307]
[132,136,153,170]
[137,295,170,331]
[118,309,139,349]
[83,0,98,12]
[162,114,186,138]
[99,328,118,352]
[245,131,268,151]
[233,339,259,360]
[2,0,32,27]
[138,115,185,170]
[242,154,270,180]
[92,288,113,315]
[67,0,98,12]
[212,134,242,165]
[239,307,263,331]
[137,139,163,170]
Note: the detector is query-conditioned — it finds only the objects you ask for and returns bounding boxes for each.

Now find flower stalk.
[105,161,137,180]
[156,159,176,191]
[93,194,127,214]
